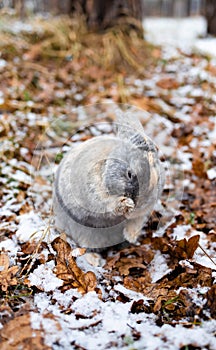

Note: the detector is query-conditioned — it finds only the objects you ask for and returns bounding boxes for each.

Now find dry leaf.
[105,245,154,273]
[156,78,179,89]
[0,252,19,292]
[51,237,98,294]
[0,313,52,350]
[192,157,207,178]
[206,285,216,319]
[130,299,147,314]
[173,235,200,260]
[116,258,146,276]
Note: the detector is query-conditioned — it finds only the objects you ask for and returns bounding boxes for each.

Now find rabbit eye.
[127,170,132,179]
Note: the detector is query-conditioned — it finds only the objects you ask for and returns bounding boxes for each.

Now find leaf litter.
[0,10,216,350]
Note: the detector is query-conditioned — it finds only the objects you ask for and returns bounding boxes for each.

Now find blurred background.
[0,0,208,18]
[0,1,214,34]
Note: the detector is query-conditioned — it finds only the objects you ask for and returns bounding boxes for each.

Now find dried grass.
[0,11,154,73]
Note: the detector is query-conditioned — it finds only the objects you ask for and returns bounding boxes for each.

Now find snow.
[0,59,7,68]
[158,322,216,349]
[176,150,192,171]
[144,17,206,46]
[143,16,216,59]
[195,38,216,57]
[0,209,15,217]
[0,238,19,255]
[11,170,32,184]
[16,211,46,242]
[207,167,216,180]
[76,254,105,280]
[30,284,216,350]
[28,228,215,349]
[194,247,216,270]
[1,14,215,350]
[114,284,149,301]
[172,224,191,240]
[148,250,172,283]
[72,292,103,318]
[28,261,63,292]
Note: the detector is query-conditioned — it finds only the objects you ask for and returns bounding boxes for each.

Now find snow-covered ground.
[0,14,216,350]
[143,16,216,57]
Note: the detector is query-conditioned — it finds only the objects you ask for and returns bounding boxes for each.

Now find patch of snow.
[0,238,19,255]
[89,125,102,136]
[148,250,172,283]
[177,286,209,309]
[73,291,103,317]
[76,254,104,281]
[179,259,195,269]
[30,267,216,350]
[8,22,33,34]
[174,111,192,122]
[189,138,198,148]
[195,38,216,58]
[11,170,31,184]
[28,261,63,292]
[52,288,81,308]
[172,224,191,240]
[143,16,206,48]
[33,293,52,313]
[207,167,216,180]
[176,150,192,171]
[194,247,216,270]
[16,211,45,242]
[143,16,216,59]
[74,93,83,101]
[182,178,195,190]
[0,209,15,217]
[158,322,216,350]
[0,59,7,68]
[114,284,149,302]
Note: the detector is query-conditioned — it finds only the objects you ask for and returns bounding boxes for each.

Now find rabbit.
[53,112,165,249]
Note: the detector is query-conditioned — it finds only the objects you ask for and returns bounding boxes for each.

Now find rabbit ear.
[115,110,157,152]
[130,132,157,152]
[115,109,144,139]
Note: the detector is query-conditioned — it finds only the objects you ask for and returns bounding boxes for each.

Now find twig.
[198,244,216,267]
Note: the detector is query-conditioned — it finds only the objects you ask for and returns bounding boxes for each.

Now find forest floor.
[0,11,216,350]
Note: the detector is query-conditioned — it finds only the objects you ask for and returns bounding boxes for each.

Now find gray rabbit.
[53,112,165,249]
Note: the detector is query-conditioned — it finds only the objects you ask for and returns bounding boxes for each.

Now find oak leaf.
[51,237,97,294]
[0,252,19,292]
[0,313,51,350]
[173,235,200,259]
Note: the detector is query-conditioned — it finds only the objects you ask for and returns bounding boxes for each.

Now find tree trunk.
[205,0,216,35]
[72,0,143,33]
[11,0,25,18]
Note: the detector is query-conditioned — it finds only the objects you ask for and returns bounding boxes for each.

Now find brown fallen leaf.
[172,235,200,260]
[206,285,216,319]
[123,259,212,319]
[130,299,149,314]
[153,291,177,313]
[0,313,52,350]
[51,237,98,294]
[156,77,180,90]
[116,258,146,276]
[105,245,154,273]
[192,157,207,178]
[0,251,19,292]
